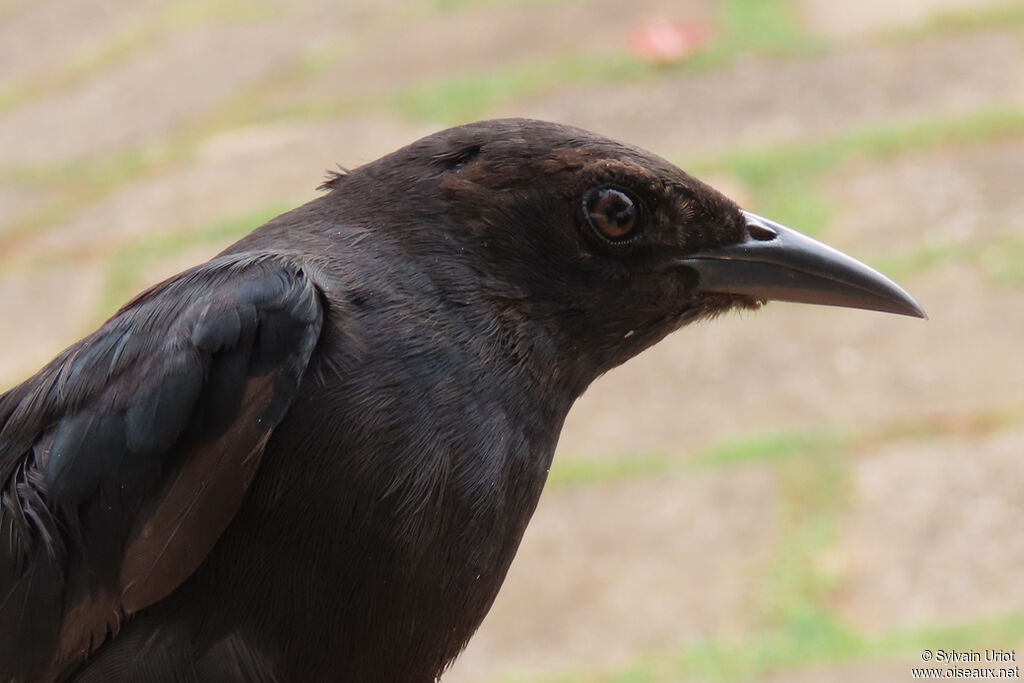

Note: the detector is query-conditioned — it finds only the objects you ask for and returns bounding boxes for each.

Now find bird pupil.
[587,188,636,240]
[605,197,630,225]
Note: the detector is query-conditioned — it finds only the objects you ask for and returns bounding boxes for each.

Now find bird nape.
[0,119,923,683]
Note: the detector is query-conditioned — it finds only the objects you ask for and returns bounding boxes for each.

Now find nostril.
[747,222,778,242]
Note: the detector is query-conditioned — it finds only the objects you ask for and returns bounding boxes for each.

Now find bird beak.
[678,211,926,318]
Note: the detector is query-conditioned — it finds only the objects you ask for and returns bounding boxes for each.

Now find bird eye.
[585,188,638,241]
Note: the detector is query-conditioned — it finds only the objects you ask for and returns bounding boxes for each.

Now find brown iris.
[586,188,638,241]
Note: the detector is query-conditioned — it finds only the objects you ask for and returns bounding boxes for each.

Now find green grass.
[743,176,834,238]
[547,428,844,488]
[0,28,159,117]
[433,0,570,9]
[874,232,1024,288]
[0,142,193,257]
[546,452,673,488]
[12,0,1016,252]
[548,395,1024,490]
[536,409,1024,679]
[140,0,821,131]
[686,105,1024,238]
[983,237,1024,286]
[0,0,281,118]
[160,0,280,27]
[530,612,1024,683]
[759,444,847,631]
[713,0,820,56]
[297,43,358,79]
[393,0,821,125]
[550,404,1024,490]
[0,0,280,118]
[703,106,1024,184]
[534,411,1024,682]
[695,429,844,467]
[95,203,291,319]
[8,103,1024,292]
[11,104,1018,274]
[6,6,1024,291]
[532,403,1024,682]
[393,54,651,124]
[891,2,1024,38]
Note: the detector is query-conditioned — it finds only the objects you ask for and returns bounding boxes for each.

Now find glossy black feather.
[0,254,323,680]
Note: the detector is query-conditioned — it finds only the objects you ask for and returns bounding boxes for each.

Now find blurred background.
[1,0,1023,680]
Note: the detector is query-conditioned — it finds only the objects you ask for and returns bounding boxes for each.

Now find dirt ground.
[1,0,1022,680]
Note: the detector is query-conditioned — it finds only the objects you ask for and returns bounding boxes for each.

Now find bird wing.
[0,252,324,679]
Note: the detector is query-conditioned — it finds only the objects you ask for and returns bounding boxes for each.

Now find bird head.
[327,119,924,384]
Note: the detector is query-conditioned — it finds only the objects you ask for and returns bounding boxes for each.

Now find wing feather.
[0,253,324,680]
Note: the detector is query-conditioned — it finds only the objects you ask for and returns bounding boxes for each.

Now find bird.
[0,118,924,682]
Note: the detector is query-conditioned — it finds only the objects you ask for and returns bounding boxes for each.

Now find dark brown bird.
[0,119,923,682]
